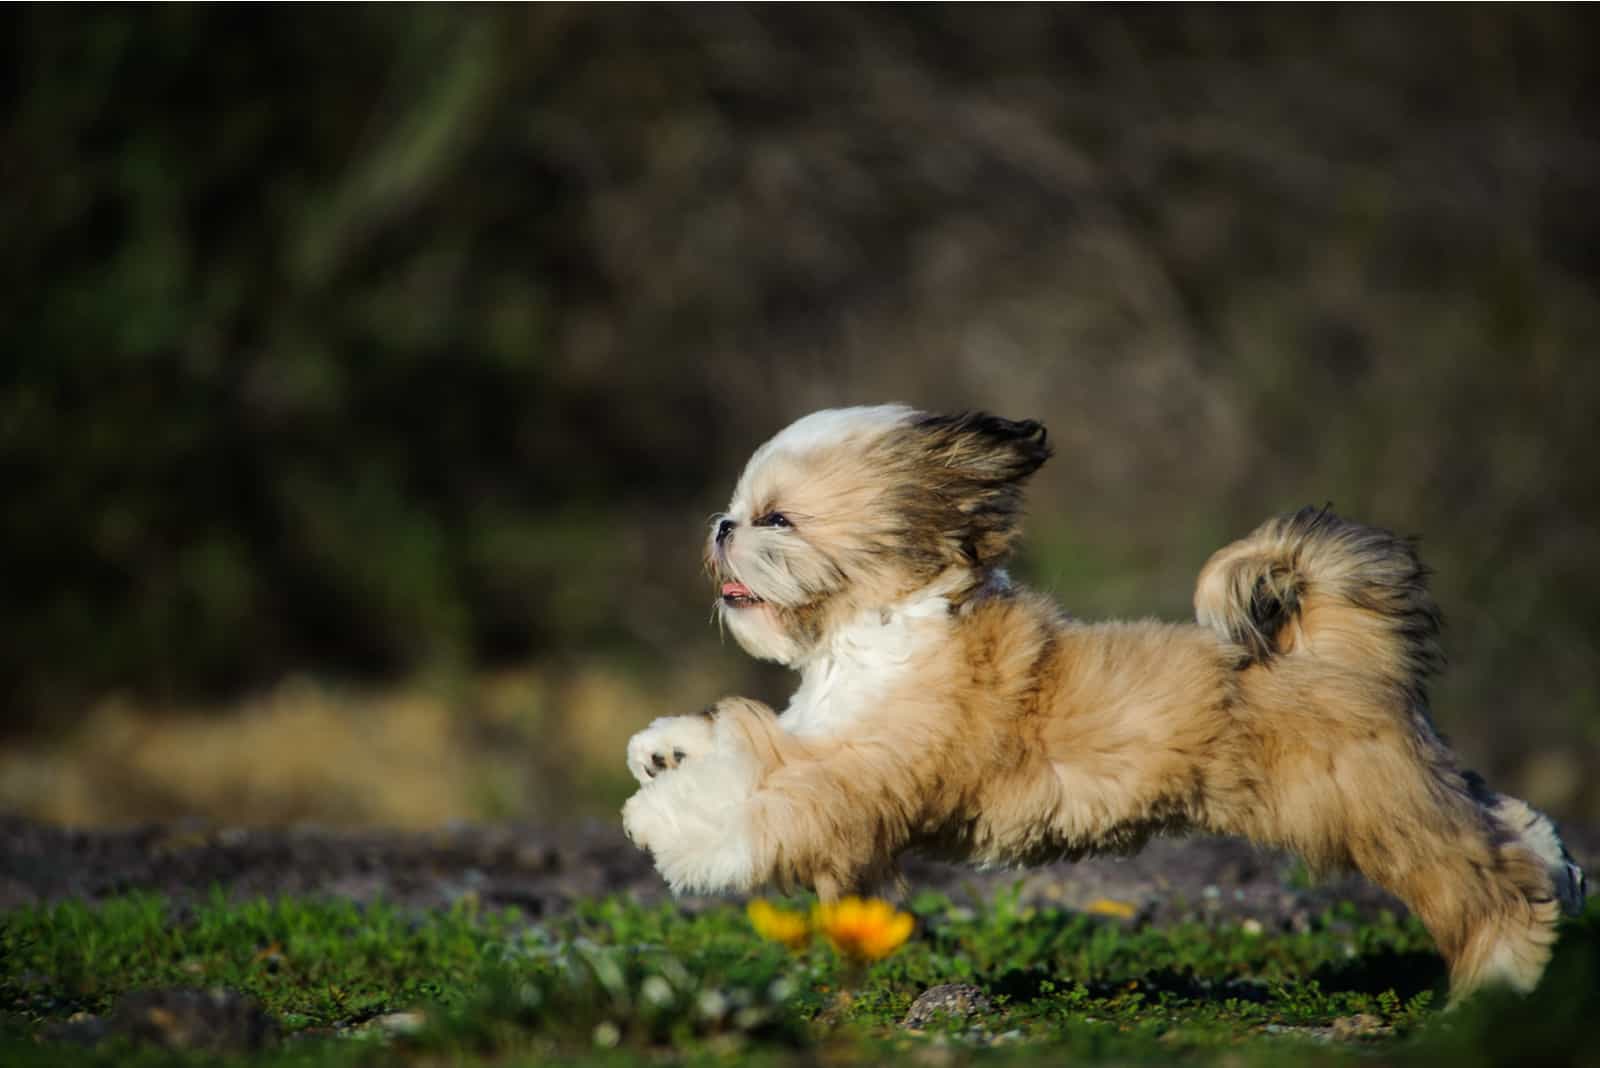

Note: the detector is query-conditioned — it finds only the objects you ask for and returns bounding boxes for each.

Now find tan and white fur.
[621,405,1585,1000]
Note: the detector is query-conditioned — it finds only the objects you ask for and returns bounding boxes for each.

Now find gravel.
[2,815,1592,929]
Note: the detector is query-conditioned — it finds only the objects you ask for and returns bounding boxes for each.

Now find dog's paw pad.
[627,718,714,785]
[639,747,685,781]
[648,747,692,774]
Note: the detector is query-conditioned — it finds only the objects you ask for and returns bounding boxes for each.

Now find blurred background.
[2,7,1596,830]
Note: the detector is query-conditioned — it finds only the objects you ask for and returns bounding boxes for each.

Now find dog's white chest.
[779,589,952,737]
[781,658,875,736]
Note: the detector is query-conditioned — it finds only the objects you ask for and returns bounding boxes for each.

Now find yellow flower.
[1083,897,1138,920]
[812,897,914,962]
[747,899,811,951]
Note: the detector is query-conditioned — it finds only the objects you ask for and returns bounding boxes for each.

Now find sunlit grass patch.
[2,889,1596,1066]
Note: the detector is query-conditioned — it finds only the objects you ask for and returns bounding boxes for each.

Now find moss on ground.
[2,888,1596,1066]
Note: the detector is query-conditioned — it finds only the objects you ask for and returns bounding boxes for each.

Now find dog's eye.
[752,512,791,529]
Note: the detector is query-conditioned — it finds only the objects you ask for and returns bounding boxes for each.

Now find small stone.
[515,845,560,871]
[108,988,278,1052]
[902,984,995,1030]
[1331,1013,1389,1041]
[39,1013,110,1047]
[368,1011,426,1036]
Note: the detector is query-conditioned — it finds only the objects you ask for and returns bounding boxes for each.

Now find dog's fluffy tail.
[1194,505,1443,700]
[1196,506,1586,999]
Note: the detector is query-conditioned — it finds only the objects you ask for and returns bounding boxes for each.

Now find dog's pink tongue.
[721,581,754,599]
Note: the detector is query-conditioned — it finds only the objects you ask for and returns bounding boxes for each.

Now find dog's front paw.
[627,714,716,785]
[619,755,762,894]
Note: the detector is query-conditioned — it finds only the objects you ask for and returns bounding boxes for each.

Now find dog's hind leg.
[1213,671,1566,1001]
[1198,508,1578,1000]
[1338,768,1564,1000]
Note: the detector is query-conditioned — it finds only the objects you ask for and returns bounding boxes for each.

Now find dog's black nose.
[716,518,736,544]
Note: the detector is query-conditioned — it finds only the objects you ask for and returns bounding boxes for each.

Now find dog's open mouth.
[720,581,764,607]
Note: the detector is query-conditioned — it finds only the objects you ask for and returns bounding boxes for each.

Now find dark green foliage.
[1,8,724,710]
[1,891,505,1024]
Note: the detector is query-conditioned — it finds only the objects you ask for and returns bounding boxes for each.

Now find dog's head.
[707,405,1052,664]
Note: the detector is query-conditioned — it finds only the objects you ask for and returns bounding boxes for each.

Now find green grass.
[3,888,1597,1066]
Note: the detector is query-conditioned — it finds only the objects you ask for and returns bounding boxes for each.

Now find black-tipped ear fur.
[909,411,1053,566]
[915,412,1052,482]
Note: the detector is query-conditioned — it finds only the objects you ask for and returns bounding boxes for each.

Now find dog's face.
[707,406,1052,664]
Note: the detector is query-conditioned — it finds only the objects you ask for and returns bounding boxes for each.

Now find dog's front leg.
[621,698,787,894]
[623,698,907,898]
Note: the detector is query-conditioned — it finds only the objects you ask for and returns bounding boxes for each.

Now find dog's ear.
[906,411,1053,566]
[914,411,1052,484]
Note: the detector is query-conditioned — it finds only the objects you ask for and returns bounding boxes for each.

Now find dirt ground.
[4,817,1593,930]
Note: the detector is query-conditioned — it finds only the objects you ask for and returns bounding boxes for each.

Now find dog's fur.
[621,405,1585,1000]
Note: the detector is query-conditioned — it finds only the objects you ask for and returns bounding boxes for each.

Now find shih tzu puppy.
[621,405,1585,999]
